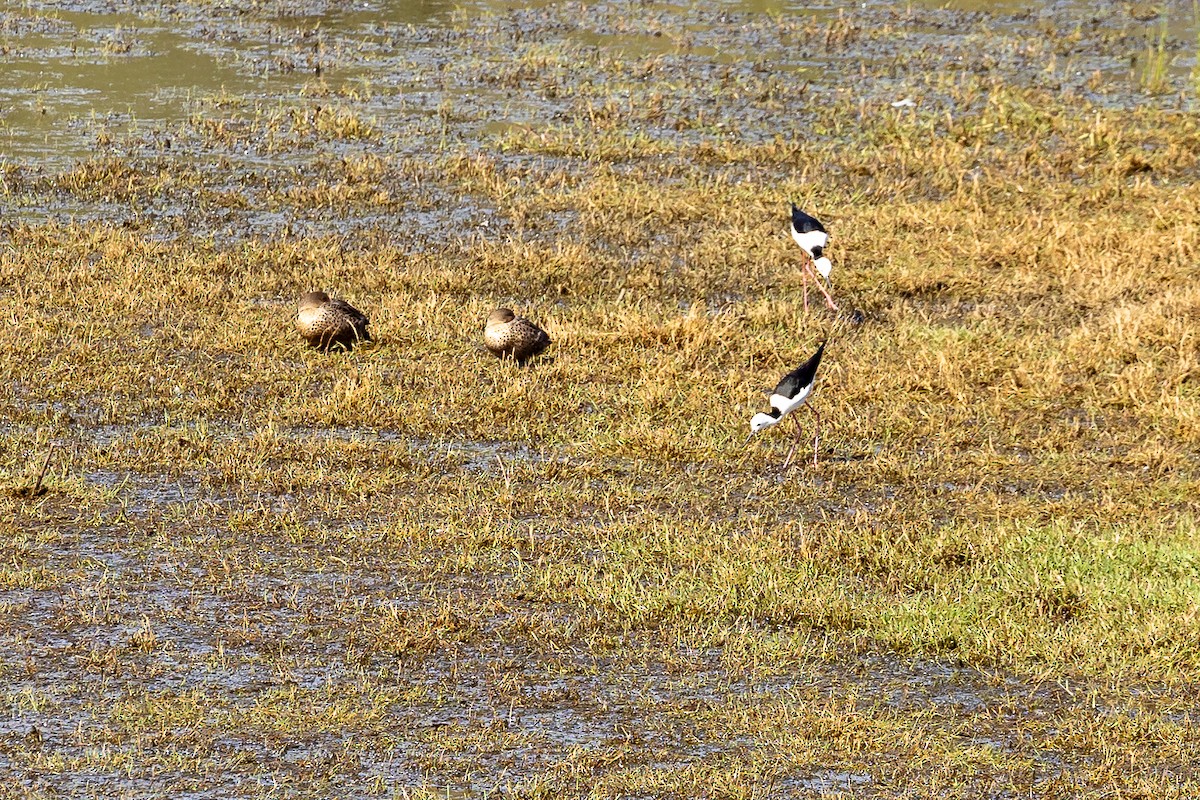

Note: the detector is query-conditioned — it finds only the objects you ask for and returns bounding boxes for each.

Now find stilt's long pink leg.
[799,252,837,311]
[782,413,804,469]
[808,403,822,467]
[808,261,838,310]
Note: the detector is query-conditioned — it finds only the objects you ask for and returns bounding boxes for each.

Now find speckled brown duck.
[484,308,551,365]
[296,291,372,352]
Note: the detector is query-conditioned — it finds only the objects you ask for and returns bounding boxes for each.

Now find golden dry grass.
[1,1,1199,797]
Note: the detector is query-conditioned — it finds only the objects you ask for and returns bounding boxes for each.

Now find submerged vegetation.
[1,0,1199,797]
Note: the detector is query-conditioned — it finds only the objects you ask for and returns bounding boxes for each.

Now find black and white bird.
[746,341,826,469]
[790,204,836,310]
[790,204,828,261]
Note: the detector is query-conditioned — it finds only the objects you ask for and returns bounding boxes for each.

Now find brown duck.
[484,308,551,365]
[296,291,371,352]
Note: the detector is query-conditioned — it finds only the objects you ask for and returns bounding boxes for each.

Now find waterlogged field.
[1,0,1199,797]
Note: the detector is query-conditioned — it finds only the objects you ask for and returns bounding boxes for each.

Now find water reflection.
[0,2,471,166]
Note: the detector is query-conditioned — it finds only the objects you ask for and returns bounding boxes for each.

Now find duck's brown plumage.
[484,307,551,365]
[296,291,371,352]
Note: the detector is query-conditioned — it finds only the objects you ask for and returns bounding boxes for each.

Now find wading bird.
[746,341,826,469]
[790,204,836,311]
[296,291,372,352]
[484,308,551,365]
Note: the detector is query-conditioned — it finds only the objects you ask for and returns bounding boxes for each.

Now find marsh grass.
[2,1,1200,797]
[1140,19,1176,95]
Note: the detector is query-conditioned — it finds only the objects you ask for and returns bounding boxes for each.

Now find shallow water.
[10,5,1195,259]
[3,0,1197,229]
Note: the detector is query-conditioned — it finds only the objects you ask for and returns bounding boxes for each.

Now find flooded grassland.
[1,0,1199,797]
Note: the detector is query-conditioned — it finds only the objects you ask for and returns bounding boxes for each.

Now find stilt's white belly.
[791,228,828,255]
[771,384,812,417]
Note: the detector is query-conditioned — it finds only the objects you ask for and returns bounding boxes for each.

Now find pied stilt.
[746,341,826,469]
[790,204,836,311]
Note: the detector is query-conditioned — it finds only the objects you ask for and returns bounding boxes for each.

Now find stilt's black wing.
[774,341,826,398]
[790,204,827,235]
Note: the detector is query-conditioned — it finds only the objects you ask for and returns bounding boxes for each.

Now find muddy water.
[2,3,454,164]
[2,0,1196,242]
[2,0,1196,172]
